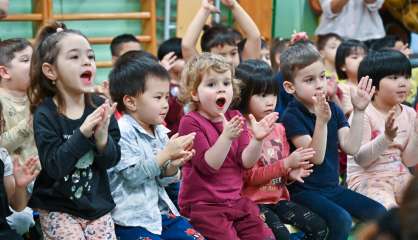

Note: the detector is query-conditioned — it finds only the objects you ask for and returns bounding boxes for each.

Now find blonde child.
[178,53,276,240]
[237,59,327,240]
[181,0,261,66]
[347,49,418,209]
[27,22,120,239]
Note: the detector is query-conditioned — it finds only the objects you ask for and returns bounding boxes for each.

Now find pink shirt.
[242,123,291,204]
[178,110,249,217]
[347,104,416,184]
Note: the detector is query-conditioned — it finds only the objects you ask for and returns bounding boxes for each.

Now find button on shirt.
[315,0,385,41]
[108,114,179,235]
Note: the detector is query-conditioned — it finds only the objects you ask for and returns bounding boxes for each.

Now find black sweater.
[29,96,121,220]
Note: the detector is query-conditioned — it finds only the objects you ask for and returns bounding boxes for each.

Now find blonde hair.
[179,52,240,111]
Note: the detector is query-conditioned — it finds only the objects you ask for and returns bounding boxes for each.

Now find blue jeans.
[115,214,204,240]
[291,186,386,240]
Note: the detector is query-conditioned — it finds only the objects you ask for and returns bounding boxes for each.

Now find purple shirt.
[178,110,249,217]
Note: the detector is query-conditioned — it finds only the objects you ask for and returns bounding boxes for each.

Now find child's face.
[130,76,170,129]
[210,44,240,68]
[4,46,32,92]
[194,69,234,121]
[52,34,96,94]
[248,93,277,121]
[112,41,141,63]
[375,75,409,106]
[343,48,365,81]
[321,37,341,64]
[261,47,271,66]
[286,60,327,107]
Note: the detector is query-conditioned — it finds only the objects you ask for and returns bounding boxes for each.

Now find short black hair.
[109,51,170,112]
[201,24,236,52]
[0,38,31,66]
[157,37,182,60]
[110,33,140,57]
[237,38,267,61]
[235,59,277,114]
[335,39,367,79]
[358,49,411,90]
[316,33,342,51]
[369,35,402,51]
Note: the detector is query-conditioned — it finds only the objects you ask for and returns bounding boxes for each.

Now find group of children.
[0,0,418,240]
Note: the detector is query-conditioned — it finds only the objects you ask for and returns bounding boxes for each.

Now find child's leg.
[160,214,205,240]
[269,200,327,240]
[291,190,352,240]
[115,225,162,240]
[38,210,86,240]
[351,176,398,209]
[259,204,290,240]
[83,213,116,240]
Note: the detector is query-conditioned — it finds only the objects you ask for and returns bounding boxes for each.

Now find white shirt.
[315,0,385,41]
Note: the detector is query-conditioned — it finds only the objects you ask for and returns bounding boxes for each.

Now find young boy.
[107,51,203,240]
[280,42,386,240]
[316,33,342,77]
[110,33,142,64]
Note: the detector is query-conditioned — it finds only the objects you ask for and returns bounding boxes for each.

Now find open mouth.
[216,97,226,108]
[80,70,92,85]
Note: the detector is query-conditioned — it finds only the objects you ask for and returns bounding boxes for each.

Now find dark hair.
[280,42,321,82]
[157,37,182,60]
[316,33,342,51]
[358,49,411,90]
[130,50,159,62]
[335,39,367,79]
[369,35,401,51]
[237,38,267,61]
[270,38,290,72]
[201,24,236,52]
[110,33,140,57]
[235,59,277,114]
[0,38,31,66]
[109,51,170,112]
[28,21,92,114]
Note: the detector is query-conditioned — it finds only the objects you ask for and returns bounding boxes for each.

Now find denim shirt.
[108,114,180,234]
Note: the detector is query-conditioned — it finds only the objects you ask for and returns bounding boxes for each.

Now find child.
[0,38,37,165]
[317,33,342,78]
[27,22,121,239]
[181,0,261,66]
[107,51,203,240]
[238,38,270,66]
[178,53,276,240]
[280,42,386,240]
[110,33,141,64]
[0,102,40,240]
[335,39,368,116]
[270,38,289,73]
[347,49,418,209]
[237,59,327,240]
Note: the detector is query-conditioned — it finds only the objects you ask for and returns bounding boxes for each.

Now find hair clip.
[56,27,64,33]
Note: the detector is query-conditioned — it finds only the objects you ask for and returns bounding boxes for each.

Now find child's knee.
[330,210,352,233]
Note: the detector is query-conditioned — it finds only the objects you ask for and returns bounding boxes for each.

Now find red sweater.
[242,123,291,204]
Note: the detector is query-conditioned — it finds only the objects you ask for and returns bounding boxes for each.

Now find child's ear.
[123,95,137,112]
[191,90,199,102]
[41,63,58,81]
[0,66,11,81]
[283,80,295,94]
[341,64,346,72]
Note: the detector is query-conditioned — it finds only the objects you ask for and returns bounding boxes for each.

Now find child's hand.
[220,114,244,140]
[13,156,40,188]
[249,112,278,141]
[221,0,236,9]
[351,76,375,111]
[288,164,313,183]
[94,100,117,149]
[202,0,220,13]
[385,108,398,141]
[312,91,331,123]
[170,149,196,168]
[160,52,177,71]
[80,106,105,137]
[163,133,196,160]
[285,147,315,169]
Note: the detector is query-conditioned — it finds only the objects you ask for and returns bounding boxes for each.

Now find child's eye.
[70,55,79,60]
[165,95,169,100]
[207,83,215,87]
[223,81,231,86]
[88,54,96,60]
[154,96,162,100]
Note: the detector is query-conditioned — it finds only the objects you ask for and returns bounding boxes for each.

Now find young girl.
[27,22,121,239]
[335,39,368,116]
[178,53,276,240]
[347,49,418,209]
[237,59,328,240]
[181,0,261,66]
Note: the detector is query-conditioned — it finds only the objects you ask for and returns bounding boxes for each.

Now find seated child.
[280,41,386,240]
[178,53,277,240]
[110,33,142,64]
[347,49,418,209]
[108,52,204,240]
[237,59,328,240]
